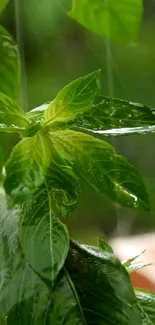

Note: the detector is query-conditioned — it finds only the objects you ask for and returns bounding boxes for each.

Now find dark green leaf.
[51,130,150,210]
[65,240,141,324]
[135,290,155,324]
[50,271,85,324]
[69,0,143,43]
[74,96,155,136]
[44,70,100,127]
[0,26,20,99]
[0,0,8,13]
[19,176,70,284]
[0,92,29,129]
[4,132,51,199]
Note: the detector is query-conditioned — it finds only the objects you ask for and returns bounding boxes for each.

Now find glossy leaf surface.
[0,92,28,128]
[44,70,100,127]
[19,172,70,284]
[52,130,150,210]
[4,132,51,199]
[74,96,155,136]
[69,0,143,43]
[135,290,155,324]
[65,240,141,324]
[0,26,20,99]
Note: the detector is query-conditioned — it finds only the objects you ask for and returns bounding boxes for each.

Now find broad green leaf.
[65,240,141,324]
[69,0,143,43]
[74,96,155,136]
[0,26,20,99]
[0,0,8,13]
[44,70,100,127]
[19,176,70,284]
[51,130,150,210]
[0,92,29,129]
[0,186,53,324]
[27,102,50,123]
[135,290,155,324]
[4,132,51,199]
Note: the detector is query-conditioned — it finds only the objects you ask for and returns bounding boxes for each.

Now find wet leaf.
[19,175,70,284]
[65,240,141,324]
[52,130,150,210]
[74,96,155,136]
[69,0,143,43]
[0,26,20,99]
[135,290,155,324]
[4,132,51,199]
[0,92,29,128]
[44,70,100,127]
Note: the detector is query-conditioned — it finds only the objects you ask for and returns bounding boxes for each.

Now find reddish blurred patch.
[131,271,155,292]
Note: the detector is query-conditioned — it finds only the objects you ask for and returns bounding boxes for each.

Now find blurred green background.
[1,0,155,244]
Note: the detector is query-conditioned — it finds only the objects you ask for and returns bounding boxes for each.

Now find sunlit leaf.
[4,132,51,199]
[0,26,20,99]
[0,0,8,13]
[0,92,29,129]
[51,130,150,210]
[65,240,141,324]
[74,96,155,136]
[135,290,155,324]
[44,70,100,127]
[69,0,143,43]
[19,177,70,284]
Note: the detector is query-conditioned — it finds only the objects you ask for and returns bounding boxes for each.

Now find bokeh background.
[1,0,155,244]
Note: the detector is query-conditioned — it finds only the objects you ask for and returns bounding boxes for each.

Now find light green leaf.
[19,179,70,284]
[51,130,150,210]
[98,237,114,254]
[0,26,20,99]
[69,0,143,43]
[0,92,29,129]
[0,0,8,13]
[44,70,100,127]
[4,132,51,199]
[65,240,141,324]
[74,96,155,136]
[135,290,155,324]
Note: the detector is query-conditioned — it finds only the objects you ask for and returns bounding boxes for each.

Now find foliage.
[69,0,143,43]
[0,0,155,324]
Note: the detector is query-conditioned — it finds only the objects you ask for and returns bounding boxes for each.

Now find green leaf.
[0,26,20,99]
[0,0,8,13]
[50,270,85,324]
[0,186,53,324]
[65,240,141,324]
[44,70,100,127]
[69,0,143,43]
[0,92,29,129]
[74,96,155,136]
[4,132,51,199]
[98,237,114,254]
[19,176,70,284]
[135,290,155,324]
[51,130,150,210]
